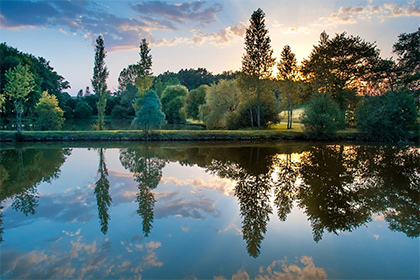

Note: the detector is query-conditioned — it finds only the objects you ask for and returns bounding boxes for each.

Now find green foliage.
[91,35,109,131]
[392,27,420,95]
[301,94,341,139]
[73,100,93,119]
[35,91,65,130]
[200,80,240,129]
[4,63,35,132]
[184,84,207,120]
[356,91,419,141]
[0,43,70,119]
[131,90,166,135]
[161,85,188,124]
[177,68,215,90]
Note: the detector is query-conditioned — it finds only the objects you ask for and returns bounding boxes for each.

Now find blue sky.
[1,0,419,95]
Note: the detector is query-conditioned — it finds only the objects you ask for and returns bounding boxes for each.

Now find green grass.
[1,126,417,143]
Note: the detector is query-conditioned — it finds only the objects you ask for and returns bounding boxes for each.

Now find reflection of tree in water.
[353,146,420,238]
[0,146,70,242]
[271,154,299,221]
[120,147,166,237]
[270,145,420,241]
[94,148,112,235]
[297,145,373,242]
[207,160,272,258]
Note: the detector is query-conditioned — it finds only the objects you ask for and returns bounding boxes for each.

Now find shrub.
[356,91,419,141]
[300,94,340,139]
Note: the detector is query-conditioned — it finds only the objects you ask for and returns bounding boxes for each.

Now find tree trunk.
[17,98,22,132]
[249,106,254,128]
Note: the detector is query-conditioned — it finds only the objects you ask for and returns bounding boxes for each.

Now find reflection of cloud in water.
[4,188,96,229]
[0,237,163,279]
[155,191,220,219]
[215,256,327,280]
[161,176,236,197]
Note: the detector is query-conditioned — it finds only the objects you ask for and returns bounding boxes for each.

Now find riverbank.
[0,128,366,142]
[1,128,418,143]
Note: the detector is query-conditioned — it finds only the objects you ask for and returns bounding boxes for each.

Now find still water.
[0,142,419,279]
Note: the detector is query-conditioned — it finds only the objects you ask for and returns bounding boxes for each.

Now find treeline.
[1,8,418,141]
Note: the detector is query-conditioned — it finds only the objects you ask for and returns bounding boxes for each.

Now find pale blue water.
[0,142,419,279]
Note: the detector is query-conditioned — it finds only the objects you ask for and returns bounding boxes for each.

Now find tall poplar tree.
[4,63,35,132]
[135,38,153,97]
[241,8,275,129]
[277,45,299,129]
[91,35,109,130]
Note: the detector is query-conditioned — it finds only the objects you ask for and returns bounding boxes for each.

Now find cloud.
[152,21,246,47]
[0,238,163,279]
[130,1,223,28]
[155,191,221,219]
[0,0,226,51]
[318,2,420,26]
[160,176,236,196]
[215,256,327,280]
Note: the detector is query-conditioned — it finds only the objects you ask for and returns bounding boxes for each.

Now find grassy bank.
[0,128,366,142]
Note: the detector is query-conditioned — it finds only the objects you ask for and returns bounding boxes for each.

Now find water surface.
[0,142,419,279]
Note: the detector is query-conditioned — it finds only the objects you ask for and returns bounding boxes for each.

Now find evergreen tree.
[131,90,166,137]
[91,35,109,131]
[277,45,299,129]
[4,63,35,132]
[241,8,275,129]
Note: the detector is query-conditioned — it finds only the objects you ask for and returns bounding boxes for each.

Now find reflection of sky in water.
[1,147,419,279]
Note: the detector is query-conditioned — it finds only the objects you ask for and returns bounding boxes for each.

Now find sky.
[1,0,419,95]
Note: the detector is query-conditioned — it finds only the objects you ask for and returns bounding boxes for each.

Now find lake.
[0,141,419,279]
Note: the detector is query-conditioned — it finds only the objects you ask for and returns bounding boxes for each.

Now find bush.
[300,94,340,139]
[356,91,419,141]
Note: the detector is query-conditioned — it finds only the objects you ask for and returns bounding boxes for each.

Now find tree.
[0,43,70,119]
[300,94,341,139]
[277,45,299,129]
[199,80,240,129]
[241,8,276,129]
[4,63,35,132]
[35,91,65,130]
[392,27,420,95]
[91,35,109,130]
[161,85,188,124]
[94,148,112,234]
[302,31,380,128]
[134,38,154,97]
[356,91,419,141]
[131,90,166,137]
[184,84,207,120]
[73,100,93,119]
[177,68,215,90]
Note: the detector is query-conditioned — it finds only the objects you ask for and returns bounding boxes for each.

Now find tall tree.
[94,148,112,234]
[241,8,276,129]
[392,27,420,95]
[277,45,299,129]
[91,35,109,131]
[302,31,379,128]
[4,63,35,132]
[135,38,154,97]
